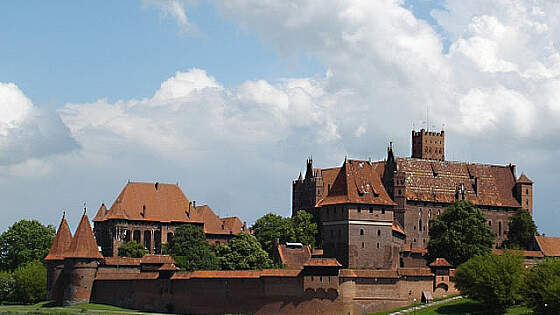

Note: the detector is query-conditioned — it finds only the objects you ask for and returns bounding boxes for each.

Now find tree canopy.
[0,220,55,271]
[165,224,219,271]
[215,233,272,270]
[11,260,47,304]
[117,241,146,258]
[454,251,524,312]
[521,258,560,314]
[252,213,296,255]
[427,200,494,266]
[292,210,318,249]
[504,208,537,250]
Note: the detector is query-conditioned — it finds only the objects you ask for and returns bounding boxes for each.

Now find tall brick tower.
[515,173,534,216]
[62,213,103,306]
[411,129,445,161]
[45,214,72,301]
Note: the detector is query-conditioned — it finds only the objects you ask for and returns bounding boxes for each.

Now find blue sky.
[1,0,559,236]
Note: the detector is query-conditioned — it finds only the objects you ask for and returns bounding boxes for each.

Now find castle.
[292,129,533,268]
[45,129,547,314]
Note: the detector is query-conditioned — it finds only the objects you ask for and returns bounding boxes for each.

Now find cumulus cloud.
[0,83,78,167]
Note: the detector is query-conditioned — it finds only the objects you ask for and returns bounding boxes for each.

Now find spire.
[517,173,533,184]
[45,214,73,261]
[92,203,108,222]
[65,213,103,259]
[305,156,313,179]
[298,171,303,181]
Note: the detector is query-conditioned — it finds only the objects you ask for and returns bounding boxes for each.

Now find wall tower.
[411,129,445,161]
[62,213,103,306]
[45,214,72,301]
[515,173,534,216]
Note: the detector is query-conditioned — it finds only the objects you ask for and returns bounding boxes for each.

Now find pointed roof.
[65,214,103,259]
[429,258,451,267]
[92,203,108,222]
[45,215,73,261]
[517,173,533,184]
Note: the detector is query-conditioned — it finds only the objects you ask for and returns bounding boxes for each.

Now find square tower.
[412,129,445,161]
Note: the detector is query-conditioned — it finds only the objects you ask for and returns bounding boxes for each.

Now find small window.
[360,229,364,236]
[526,189,529,194]
[361,242,364,248]
[381,208,385,214]
[377,243,380,249]
[414,238,417,243]
[488,220,492,226]
[357,207,361,213]
[369,207,373,214]
[377,230,381,237]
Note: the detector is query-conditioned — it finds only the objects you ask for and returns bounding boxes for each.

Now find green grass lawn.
[372,298,533,315]
[0,301,165,315]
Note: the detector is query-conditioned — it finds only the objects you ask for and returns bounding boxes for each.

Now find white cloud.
[141,0,196,31]
[0,83,78,166]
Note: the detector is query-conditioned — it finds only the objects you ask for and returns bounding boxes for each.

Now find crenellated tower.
[62,213,103,306]
[411,129,445,161]
[45,214,72,301]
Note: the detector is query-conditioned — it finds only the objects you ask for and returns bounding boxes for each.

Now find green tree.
[504,209,537,250]
[117,241,147,258]
[12,260,47,304]
[0,271,14,302]
[165,224,219,271]
[454,251,524,312]
[215,233,273,270]
[252,213,295,255]
[427,200,494,266]
[521,258,560,314]
[0,220,55,271]
[292,210,318,248]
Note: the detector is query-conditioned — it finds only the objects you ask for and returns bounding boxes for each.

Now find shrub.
[453,251,524,312]
[12,260,47,304]
[522,258,560,314]
[0,271,14,302]
[117,241,146,258]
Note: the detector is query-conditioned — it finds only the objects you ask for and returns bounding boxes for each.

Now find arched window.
[377,230,381,237]
[419,219,423,231]
[360,229,364,236]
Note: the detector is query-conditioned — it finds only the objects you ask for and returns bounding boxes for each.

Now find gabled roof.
[429,258,451,267]
[197,205,245,235]
[303,258,341,267]
[535,236,560,257]
[45,216,73,261]
[93,182,204,223]
[65,214,103,259]
[276,243,312,269]
[316,160,395,207]
[517,173,533,184]
[396,158,521,208]
[492,249,544,258]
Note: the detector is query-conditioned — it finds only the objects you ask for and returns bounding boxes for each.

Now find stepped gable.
[65,214,103,259]
[396,158,520,208]
[317,159,395,207]
[95,182,203,223]
[45,216,73,261]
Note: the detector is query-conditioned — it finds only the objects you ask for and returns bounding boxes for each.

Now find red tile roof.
[339,269,398,278]
[517,173,533,184]
[93,182,203,223]
[196,205,244,235]
[65,214,103,259]
[492,249,544,258]
[316,160,396,207]
[392,221,405,235]
[96,272,159,280]
[396,158,521,208]
[45,216,73,261]
[429,258,451,267]
[276,244,312,269]
[102,257,141,266]
[93,204,107,222]
[157,263,179,271]
[140,255,175,264]
[535,236,560,257]
[398,268,434,276]
[303,258,341,267]
[171,269,301,279]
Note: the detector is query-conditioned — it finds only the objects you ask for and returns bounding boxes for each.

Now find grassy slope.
[0,301,162,315]
[372,298,533,315]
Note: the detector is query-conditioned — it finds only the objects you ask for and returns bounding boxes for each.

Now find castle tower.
[62,213,103,306]
[45,214,72,301]
[411,129,445,161]
[515,173,534,216]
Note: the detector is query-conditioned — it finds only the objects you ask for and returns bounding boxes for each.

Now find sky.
[1,0,559,236]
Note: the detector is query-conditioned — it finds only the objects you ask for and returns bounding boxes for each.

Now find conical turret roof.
[65,213,103,259]
[45,215,73,261]
[517,173,533,184]
[92,203,108,222]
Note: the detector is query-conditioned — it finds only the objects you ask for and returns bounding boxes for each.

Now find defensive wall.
[85,257,457,315]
